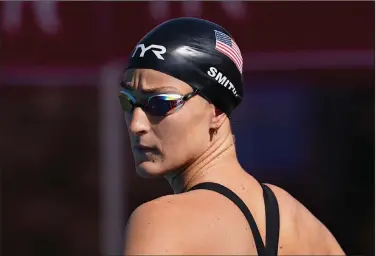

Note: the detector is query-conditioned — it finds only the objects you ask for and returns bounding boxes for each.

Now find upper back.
[124,176,345,255]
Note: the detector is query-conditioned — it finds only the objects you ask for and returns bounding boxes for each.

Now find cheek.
[154,120,189,153]
[153,108,210,163]
[124,113,132,127]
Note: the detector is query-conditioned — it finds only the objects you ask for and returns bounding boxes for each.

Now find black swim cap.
[125,17,243,116]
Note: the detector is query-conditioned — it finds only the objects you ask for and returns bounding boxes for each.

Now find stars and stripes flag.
[214,30,243,73]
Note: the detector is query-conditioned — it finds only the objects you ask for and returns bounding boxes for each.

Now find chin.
[135,161,166,178]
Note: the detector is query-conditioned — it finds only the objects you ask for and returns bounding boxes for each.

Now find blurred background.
[0,2,374,256]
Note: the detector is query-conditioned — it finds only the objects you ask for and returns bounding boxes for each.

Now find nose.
[126,107,150,136]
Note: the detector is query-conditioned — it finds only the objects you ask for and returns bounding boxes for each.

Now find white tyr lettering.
[132,44,167,60]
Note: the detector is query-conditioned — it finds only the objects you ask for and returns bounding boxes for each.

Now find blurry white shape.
[149,1,170,21]
[2,1,23,33]
[174,46,190,56]
[220,1,246,21]
[32,1,60,35]
[182,1,203,17]
[174,45,204,58]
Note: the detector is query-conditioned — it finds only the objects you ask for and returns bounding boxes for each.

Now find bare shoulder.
[265,184,345,255]
[123,194,192,255]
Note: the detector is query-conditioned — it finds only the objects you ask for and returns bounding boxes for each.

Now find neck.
[165,129,243,194]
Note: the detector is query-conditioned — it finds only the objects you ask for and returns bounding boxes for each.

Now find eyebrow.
[120,81,181,94]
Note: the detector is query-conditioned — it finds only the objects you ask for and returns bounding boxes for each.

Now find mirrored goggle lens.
[119,90,184,116]
[119,92,134,112]
[146,95,184,116]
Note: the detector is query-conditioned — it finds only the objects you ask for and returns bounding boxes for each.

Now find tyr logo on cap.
[132,44,167,60]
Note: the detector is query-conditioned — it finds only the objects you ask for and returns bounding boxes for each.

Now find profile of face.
[121,69,217,178]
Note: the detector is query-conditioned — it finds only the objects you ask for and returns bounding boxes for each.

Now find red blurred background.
[1,2,374,256]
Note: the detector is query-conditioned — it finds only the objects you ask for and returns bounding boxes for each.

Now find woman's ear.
[210,107,227,131]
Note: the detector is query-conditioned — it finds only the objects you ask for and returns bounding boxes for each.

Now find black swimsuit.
[188,182,280,256]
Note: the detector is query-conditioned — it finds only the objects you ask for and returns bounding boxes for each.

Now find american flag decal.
[214,30,243,73]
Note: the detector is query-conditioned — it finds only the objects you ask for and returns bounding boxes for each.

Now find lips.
[133,144,156,152]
